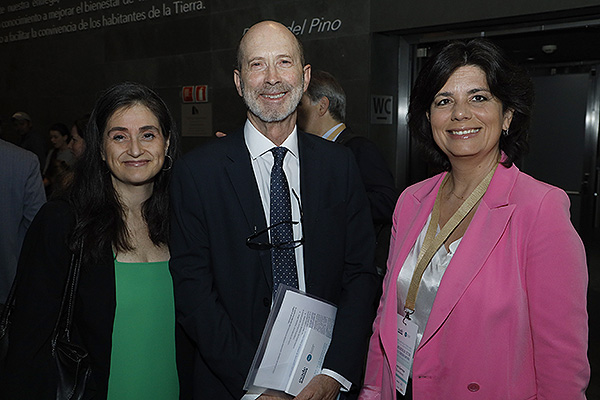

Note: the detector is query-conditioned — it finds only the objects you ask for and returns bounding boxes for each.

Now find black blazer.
[169,129,379,399]
[336,128,397,225]
[1,201,190,399]
[336,128,398,275]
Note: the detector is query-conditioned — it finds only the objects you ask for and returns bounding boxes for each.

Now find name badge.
[396,314,418,395]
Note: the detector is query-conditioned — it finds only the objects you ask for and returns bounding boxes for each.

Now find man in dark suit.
[297,70,397,277]
[169,21,379,400]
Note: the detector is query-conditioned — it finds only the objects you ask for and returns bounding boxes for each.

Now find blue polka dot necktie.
[270,147,298,293]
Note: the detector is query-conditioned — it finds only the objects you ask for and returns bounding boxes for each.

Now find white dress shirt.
[242,119,349,399]
[244,120,305,291]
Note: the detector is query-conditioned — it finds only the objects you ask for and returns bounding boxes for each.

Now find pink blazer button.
[467,383,480,392]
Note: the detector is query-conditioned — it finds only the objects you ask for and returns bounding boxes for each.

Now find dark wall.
[370,0,600,32]
[3,0,600,166]
[0,0,371,153]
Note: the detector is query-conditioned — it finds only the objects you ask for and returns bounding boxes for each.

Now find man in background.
[12,111,47,170]
[297,70,397,277]
[0,138,46,306]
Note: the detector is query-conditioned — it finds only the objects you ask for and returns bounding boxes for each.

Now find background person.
[12,111,47,170]
[0,139,45,306]
[359,39,589,400]
[42,122,74,197]
[69,115,89,159]
[1,82,182,399]
[297,69,397,277]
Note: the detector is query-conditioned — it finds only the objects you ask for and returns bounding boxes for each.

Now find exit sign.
[182,85,208,103]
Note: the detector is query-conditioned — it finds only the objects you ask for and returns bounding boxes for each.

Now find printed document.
[244,286,337,396]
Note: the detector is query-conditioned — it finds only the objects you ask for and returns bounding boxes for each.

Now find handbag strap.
[52,241,84,348]
[0,270,18,339]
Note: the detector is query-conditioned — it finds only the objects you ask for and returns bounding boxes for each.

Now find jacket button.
[467,383,480,392]
[263,297,270,307]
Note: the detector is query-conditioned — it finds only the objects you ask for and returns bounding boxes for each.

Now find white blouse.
[396,213,462,348]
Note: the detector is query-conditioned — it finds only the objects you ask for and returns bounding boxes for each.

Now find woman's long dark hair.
[68,82,179,263]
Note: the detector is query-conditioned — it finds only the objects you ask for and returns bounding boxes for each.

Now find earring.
[501,129,509,136]
[162,155,173,171]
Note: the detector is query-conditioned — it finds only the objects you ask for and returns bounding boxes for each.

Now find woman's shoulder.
[37,198,73,216]
[501,167,573,225]
[511,168,568,204]
[30,199,75,232]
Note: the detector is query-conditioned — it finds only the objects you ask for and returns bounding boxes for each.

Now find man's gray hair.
[305,70,346,123]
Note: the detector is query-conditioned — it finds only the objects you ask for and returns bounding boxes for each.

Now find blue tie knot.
[271,147,288,167]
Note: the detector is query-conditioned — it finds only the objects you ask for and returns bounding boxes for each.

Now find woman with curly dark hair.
[2,82,182,399]
[359,39,589,399]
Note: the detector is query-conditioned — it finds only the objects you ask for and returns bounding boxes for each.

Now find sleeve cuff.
[242,370,351,398]
[321,369,352,392]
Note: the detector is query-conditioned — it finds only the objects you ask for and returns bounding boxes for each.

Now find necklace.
[442,177,466,201]
[450,191,465,200]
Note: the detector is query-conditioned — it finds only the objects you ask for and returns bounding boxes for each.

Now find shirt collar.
[322,122,346,142]
[244,119,299,160]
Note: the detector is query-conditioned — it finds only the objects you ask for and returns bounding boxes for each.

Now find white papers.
[244,286,337,396]
[285,328,330,395]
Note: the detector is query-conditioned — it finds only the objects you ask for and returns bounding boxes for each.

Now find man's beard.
[240,77,304,123]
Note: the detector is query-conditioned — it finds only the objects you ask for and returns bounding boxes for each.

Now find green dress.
[107,260,179,399]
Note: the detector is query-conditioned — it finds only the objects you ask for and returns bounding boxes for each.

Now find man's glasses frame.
[246,190,304,251]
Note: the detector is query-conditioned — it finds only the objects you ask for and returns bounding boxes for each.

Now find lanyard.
[403,165,498,320]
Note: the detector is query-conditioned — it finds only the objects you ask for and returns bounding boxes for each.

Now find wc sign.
[371,95,393,125]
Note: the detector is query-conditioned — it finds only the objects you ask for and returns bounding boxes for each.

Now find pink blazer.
[359,164,590,400]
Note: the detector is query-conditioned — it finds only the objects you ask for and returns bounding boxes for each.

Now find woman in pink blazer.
[359,40,589,400]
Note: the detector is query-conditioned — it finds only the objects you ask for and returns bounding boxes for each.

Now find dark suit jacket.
[336,128,397,275]
[336,128,397,225]
[1,200,190,399]
[169,129,379,399]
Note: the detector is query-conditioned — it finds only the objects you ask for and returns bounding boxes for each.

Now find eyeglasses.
[246,190,304,250]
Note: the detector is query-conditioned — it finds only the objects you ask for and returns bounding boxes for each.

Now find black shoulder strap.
[52,241,84,347]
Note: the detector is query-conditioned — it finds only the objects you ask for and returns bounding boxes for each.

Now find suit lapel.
[418,165,518,349]
[224,132,272,288]
[297,132,321,288]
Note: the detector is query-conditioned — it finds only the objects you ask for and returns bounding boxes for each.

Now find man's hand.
[293,374,341,400]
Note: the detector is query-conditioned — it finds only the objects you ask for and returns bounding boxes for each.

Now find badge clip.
[403,308,414,324]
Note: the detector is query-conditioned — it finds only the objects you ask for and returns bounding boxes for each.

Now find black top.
[0,200,191,399]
